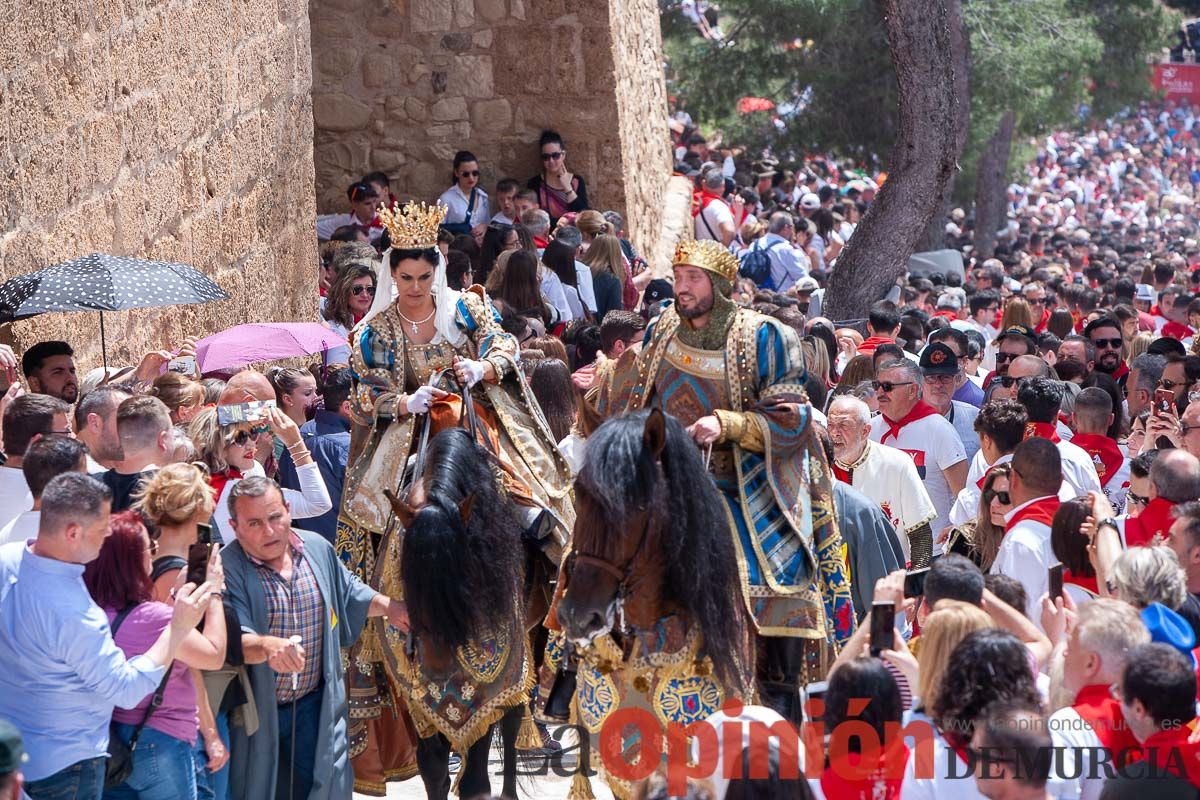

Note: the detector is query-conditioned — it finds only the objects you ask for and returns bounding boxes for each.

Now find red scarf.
[1112,361,1129,382]
[857,335,896,355]
[1071,684,1141,757]
[976,461,1008,490]
[879,401,940,445]
[533,234,549,249]
[1142,726,1200,788]
[692,189,725,218]
[209,468,243,504]
[819,742,909,800]
[1126,497,1177,547]
[1070,434,1124,488]
[1035,307,1052,333]
[1162,320,1195,341]
[1008,496,1061,529]
[1024,421,1061,444]
[1064,569,1099,595]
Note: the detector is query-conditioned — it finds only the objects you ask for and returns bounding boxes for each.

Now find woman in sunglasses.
[322,263,377,365]
[438,150,489,238]
[527,129,589,227]
[187,406,331,545]
[945,464,1013,571]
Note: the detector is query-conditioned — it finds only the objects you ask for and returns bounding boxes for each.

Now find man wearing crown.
[592,238,855,721]
[335,201,575,791]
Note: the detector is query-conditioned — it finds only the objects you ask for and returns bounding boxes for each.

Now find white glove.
[404,385,441,415]
[455,359,486,389]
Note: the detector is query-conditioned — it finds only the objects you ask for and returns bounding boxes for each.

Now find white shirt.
[85,455,108,475]
[945,401,980,464]
[1056,438,1103,498]
[950,450,1075,526]
[695,198,733,241]
[900,730,987,800]
[1048,704,1114,800]
[993,496,1057,622]
[870,411,967,547]
[214,462,331,544]
[0,467,32,533]
[836,440,937,563]
[574,261,598,313]
[0,511,38,546]
[315,213,382,241]
[539,267,572,323]
[437,184,490,228]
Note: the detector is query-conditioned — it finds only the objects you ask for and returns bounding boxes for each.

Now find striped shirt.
[250,533,325,703]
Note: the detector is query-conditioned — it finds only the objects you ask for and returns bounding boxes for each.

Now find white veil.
[353,247,466,348]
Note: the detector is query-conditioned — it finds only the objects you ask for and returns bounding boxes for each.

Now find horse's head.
[558,408,668,648]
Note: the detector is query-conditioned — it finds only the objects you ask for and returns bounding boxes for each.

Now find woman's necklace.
[397,307,435,334]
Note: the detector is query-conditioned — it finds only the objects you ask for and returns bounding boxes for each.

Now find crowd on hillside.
[6,98,1200,800]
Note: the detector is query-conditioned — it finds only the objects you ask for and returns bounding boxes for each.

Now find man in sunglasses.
[1023,282,1051,333]
[985,327,1037,390]
[1083,317,1129,386]
[869,359,968,556]
[920,341,980,463]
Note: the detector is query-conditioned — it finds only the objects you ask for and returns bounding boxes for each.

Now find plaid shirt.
[250,532,325,703]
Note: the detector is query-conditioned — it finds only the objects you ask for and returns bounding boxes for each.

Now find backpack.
[738,238,783,289]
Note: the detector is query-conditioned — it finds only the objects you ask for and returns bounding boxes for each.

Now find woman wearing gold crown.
[336,201,575,793]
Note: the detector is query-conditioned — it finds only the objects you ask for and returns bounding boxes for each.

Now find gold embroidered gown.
[336,286,574,793]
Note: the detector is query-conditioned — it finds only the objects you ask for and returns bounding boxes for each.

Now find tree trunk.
[917,0,970,254]
[824,0,962,323]
[972,110,1016,261]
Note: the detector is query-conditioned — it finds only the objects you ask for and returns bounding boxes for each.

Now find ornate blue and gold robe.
[597,305,855,654]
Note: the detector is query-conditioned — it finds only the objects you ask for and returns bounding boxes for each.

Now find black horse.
[387,427,529,799]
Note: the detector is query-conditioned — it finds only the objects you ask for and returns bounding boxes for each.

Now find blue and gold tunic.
[597,305,855,652]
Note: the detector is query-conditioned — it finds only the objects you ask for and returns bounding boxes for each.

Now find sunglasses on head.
[541,151,564,161]
[459,170,480,178]
[871,380,915,393]
[983,488,1012,506]
[1091,337,1123,350]
[351,285,376,296]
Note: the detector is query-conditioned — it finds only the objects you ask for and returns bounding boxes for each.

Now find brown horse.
[552,408,753,797]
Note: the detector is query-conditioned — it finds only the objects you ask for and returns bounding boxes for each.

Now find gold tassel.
[568,769,596,800]
[516,709,543,750]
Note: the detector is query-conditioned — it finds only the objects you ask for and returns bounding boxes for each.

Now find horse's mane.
[401,428,524,653]
[577,410,747,684]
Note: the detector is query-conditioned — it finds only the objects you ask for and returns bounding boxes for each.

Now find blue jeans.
[277,687,322,800]
[25,757,106,800]
[103,724,197,800]
[204,711,231,800]
[193,735,214,800]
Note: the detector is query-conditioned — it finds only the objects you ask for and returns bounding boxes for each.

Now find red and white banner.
[1153,63,1200,104]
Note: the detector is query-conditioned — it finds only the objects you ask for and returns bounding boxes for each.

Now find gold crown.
[378,200,447,250]
[672,239,739,283]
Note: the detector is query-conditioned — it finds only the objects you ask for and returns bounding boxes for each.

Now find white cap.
[799,192,820,210]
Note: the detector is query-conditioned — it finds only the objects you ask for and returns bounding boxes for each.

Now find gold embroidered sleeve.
[459,287,518,381]
[714,410,766,453]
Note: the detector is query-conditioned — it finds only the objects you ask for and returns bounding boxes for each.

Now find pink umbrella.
[195,322,345,374]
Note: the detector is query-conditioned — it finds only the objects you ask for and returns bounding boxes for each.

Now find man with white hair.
[869,359,968,551]
[827,395,937,565]
[1046,599,1149,800]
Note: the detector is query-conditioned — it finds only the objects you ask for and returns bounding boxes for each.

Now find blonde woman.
[1105,545,1188,610]
[135,463,218,601]
[151,372,205,425]
[582,234,629,323]
[578,210,643,307]
[1127,331,1154,363]
[999,297,1035,332]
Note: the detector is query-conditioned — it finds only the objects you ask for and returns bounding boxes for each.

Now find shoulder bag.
[105,605,173,788]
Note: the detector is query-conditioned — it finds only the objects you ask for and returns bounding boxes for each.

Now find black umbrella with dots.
[0,253,229,369]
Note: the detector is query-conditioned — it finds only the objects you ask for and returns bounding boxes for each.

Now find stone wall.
[309,0,672,258]
[0,0,319,372]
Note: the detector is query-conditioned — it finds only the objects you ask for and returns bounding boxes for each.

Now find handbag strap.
[110,603,174,751]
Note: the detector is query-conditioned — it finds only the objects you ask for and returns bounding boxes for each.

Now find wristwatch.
[1097,517,1120,531]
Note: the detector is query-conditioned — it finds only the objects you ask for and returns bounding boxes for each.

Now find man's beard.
[1096,354,1120,373]
[677,292,714,320]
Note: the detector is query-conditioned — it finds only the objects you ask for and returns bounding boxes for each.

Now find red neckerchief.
[1008,496,1061,529]
[209,468,244,503]
[1064,569,1099,594]
[1035,307,1051,333]
[819,741,909,800]
[1163,320,1195,340]
[879,401,940,445]
[1151,304,1165,317]
[1070,434,1124,487]
[1071,684,1141,757]
[692,189,724,218]
[857,335,896,355]
[932,309,957,320]
[976,461,1007,490]
[1112,361,1129,382]
[1126,497,1177,547]
[1142,725,1200,789]
[534,235,549,249]
[1024,421,1061,443]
